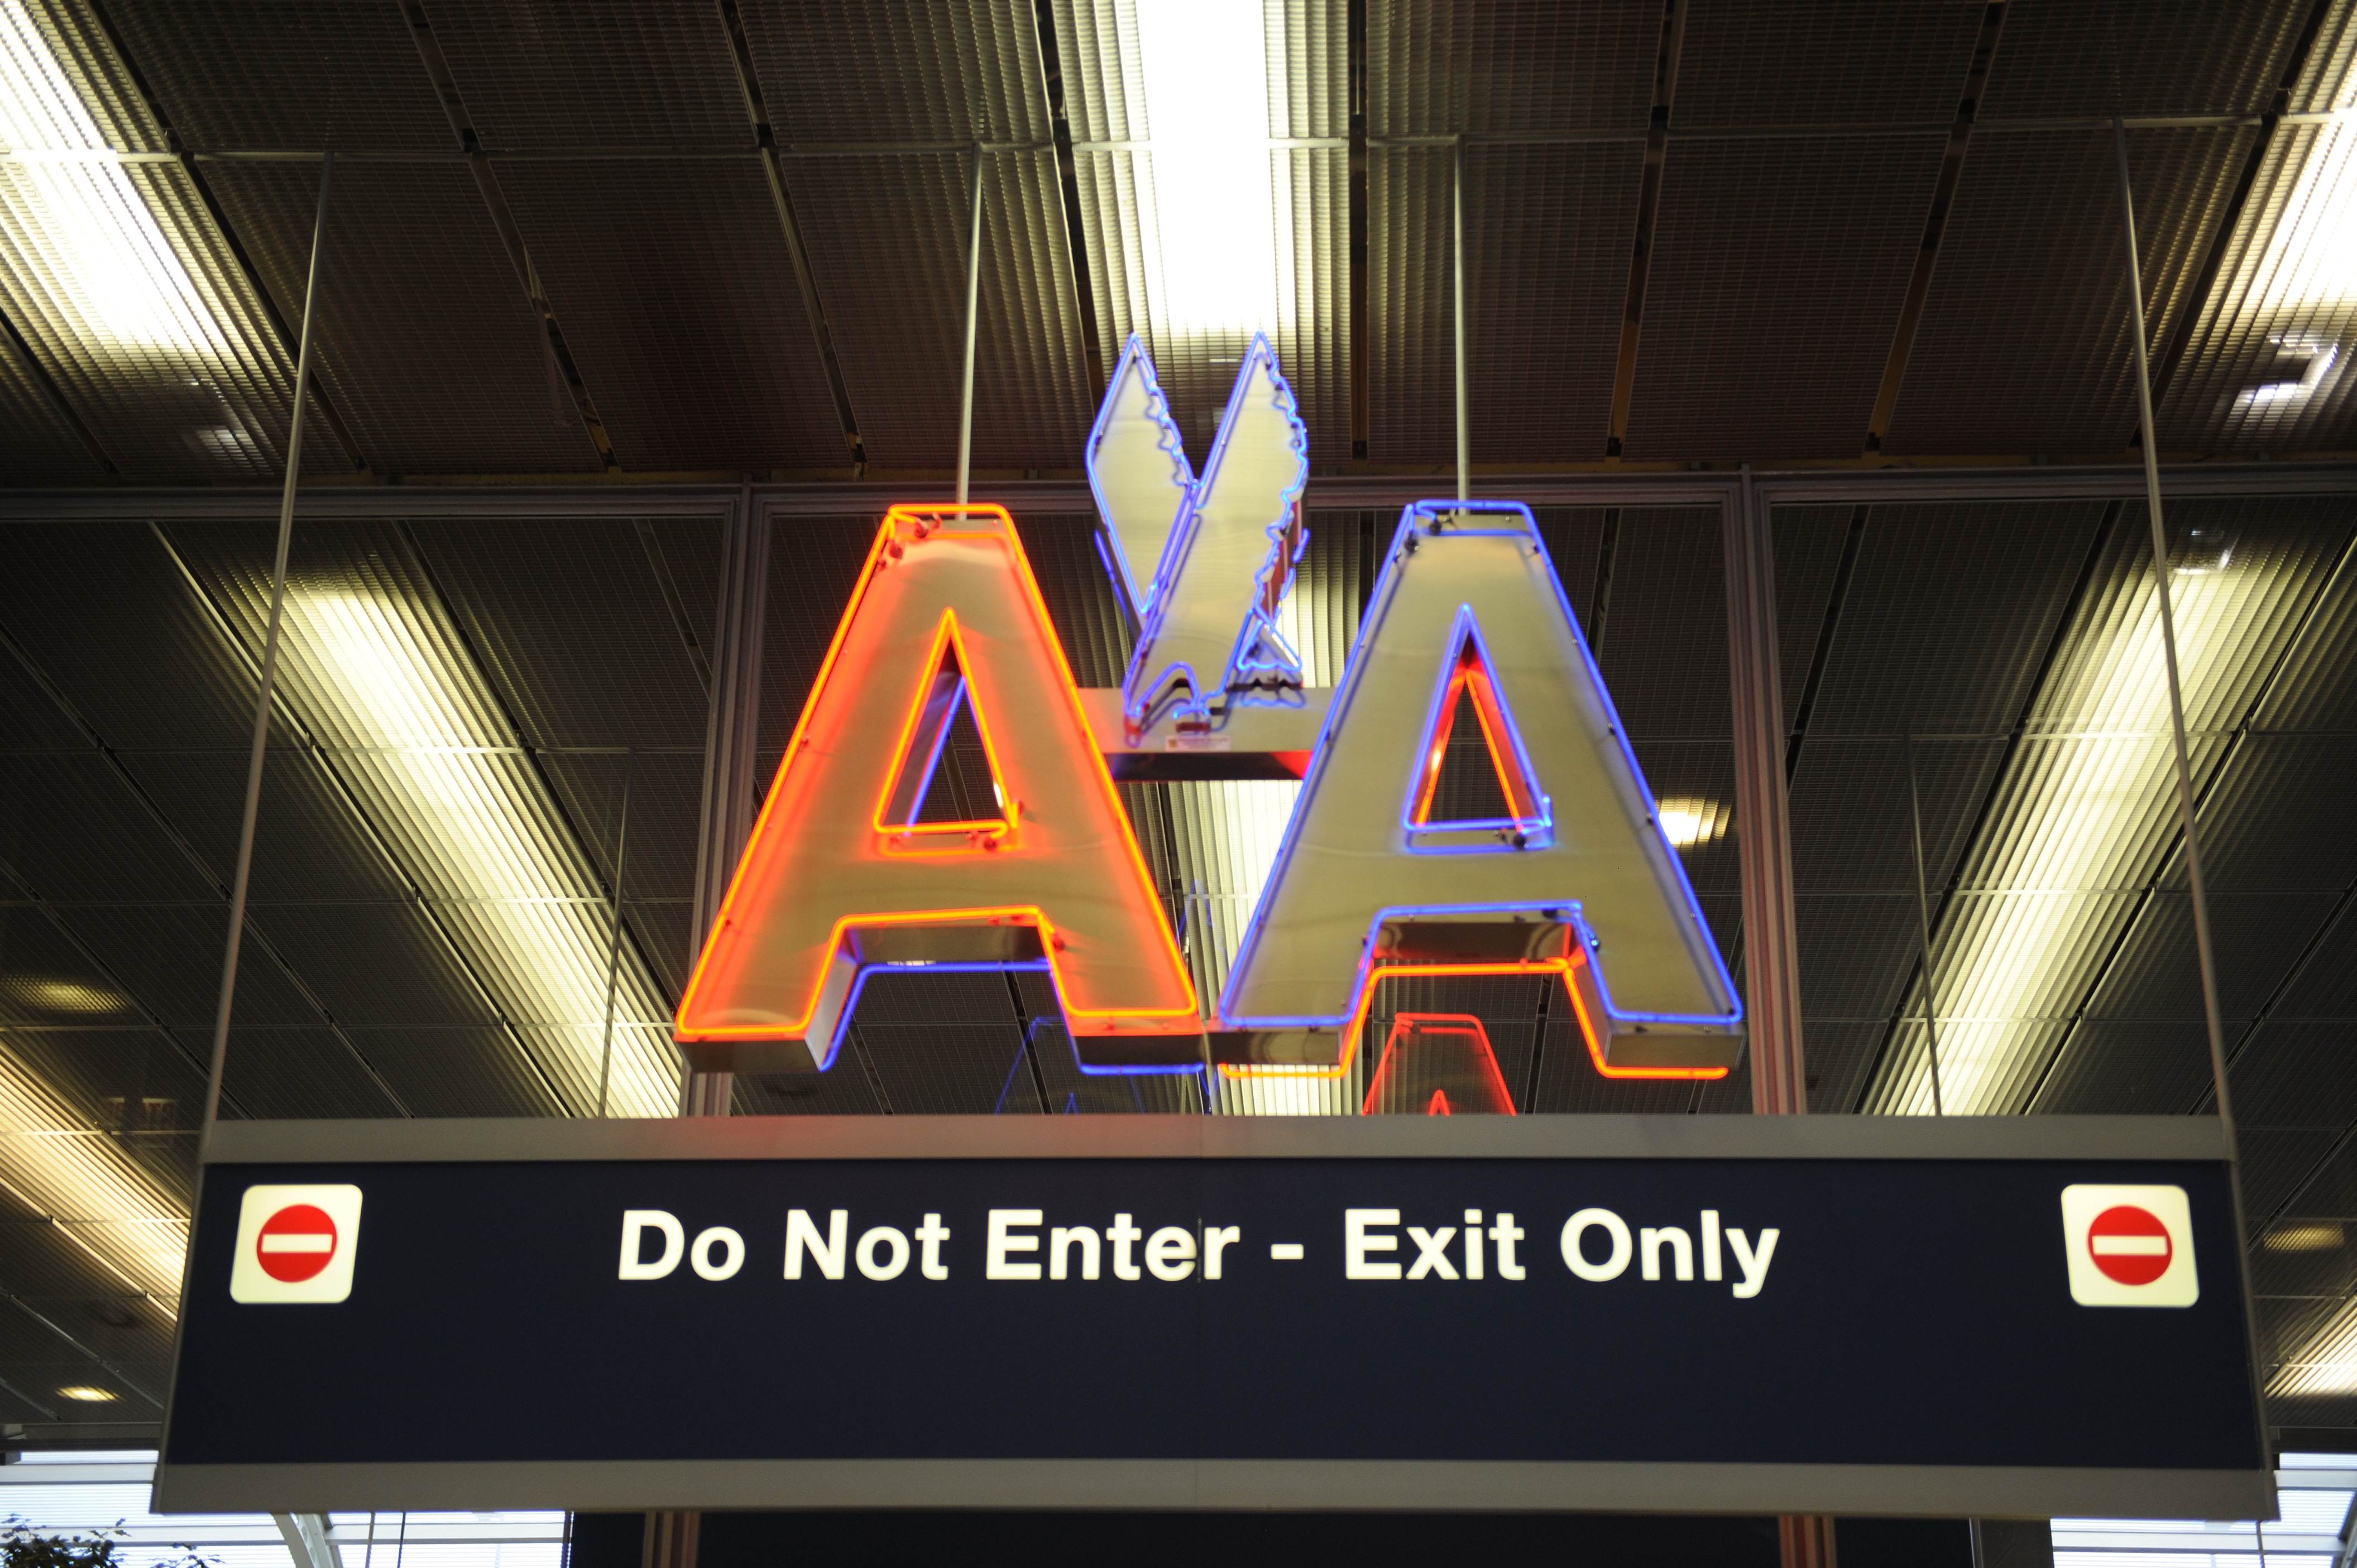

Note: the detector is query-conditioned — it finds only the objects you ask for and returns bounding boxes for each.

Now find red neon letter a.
[676,505,1199,1072]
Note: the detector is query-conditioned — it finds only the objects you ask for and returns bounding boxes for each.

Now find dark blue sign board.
[155,1115,2268,1519]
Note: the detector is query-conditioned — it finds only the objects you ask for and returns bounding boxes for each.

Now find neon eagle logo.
[675,335,1743,1094]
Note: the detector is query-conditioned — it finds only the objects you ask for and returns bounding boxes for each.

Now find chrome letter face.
[1088,333,1311,735]
[678,362,1745,1086]
[1084,334,1194,622]
[1216,501,1742,1079]
[673,504,1200,1073]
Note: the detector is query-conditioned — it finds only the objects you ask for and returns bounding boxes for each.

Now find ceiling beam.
[1604,0,1689,458]
[1030,0,1106,400]
[397,1,619,472]
[1865,2,2009,454]
[715,0,869,474]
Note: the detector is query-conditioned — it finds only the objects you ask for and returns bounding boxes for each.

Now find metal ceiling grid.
[0,1029,198,1144]
[1368,143,1638,466]
[1789,1019,1895,1117]
[2021,1016,2224,1115]
[1864,496,2350,1115]
[1767,505,1851,733]
[533,751,701,1003]
[95,0,451,152]
[1368,0,1658,137]
[754,514,884,788]
[1787,736,2006,898]
[783,151,1094,472]
[164,518,681,1114]
[410,517,717,751]
[2157,123,2357,455]
[318,1023,566,1118]
[1273,146,1352,463]
[2084,890,2344,1023]
[50,907,310,1034]
[1671,0,1989,130]
[1623,135,1945,461]
[201,1027,405,1121]
[2189,736,2357,893]
[0,912,141,1029]
[855,1024,1046,1115]
[24,1,165,153]
[424,0,754,154]
[1009,511,1130,684]
[1797,501,2109,736]
[2238,1020,2357,1139]
[0,754,218,907]
[492,158,846,472]
[1047,0,1139,142]
[112,745,409,905]
[1791,895,1931,1023]
[203,162,604,476]
[0,353,102,485]
[737,0,1051,145]
[1975,0,2311,121]
[0,525,267,750]
[0,160,295,481]
[1588,505,1729,741]
[1885,128,2254,456]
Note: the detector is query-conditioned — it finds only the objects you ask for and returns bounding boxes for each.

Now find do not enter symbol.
[256,1203,339,1284]
[2086,1204,2172,1287]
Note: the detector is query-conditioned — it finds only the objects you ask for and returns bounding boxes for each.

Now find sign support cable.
[2112,113,2272,1465]
[202,151,333,1133]
[959,143,988,506]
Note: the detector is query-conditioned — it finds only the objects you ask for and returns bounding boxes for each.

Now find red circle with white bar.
[2087,1204,2173,1286]
[255,1203,339,1284]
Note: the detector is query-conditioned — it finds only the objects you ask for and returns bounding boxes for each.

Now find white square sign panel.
[2059,1183,2196,1308]
[229,1184,363,1304]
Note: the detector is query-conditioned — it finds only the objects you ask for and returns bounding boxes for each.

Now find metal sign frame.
[156,1113,2267,1521]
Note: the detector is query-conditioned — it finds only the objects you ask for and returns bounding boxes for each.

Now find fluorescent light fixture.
[1656,798,1728,848]
[1871,554,2258,1115]
[1133,0,1278,338]
[0,1046,186,1307]
[2266,1223,2345,1252]
[0,1,231,356]
[2277,1293,2357,1396]
[55,1385,117,1403]
[8,977,124,1014]
[274,587,680,1118]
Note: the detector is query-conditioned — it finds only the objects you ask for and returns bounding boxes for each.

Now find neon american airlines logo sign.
[674,335,1744,1089]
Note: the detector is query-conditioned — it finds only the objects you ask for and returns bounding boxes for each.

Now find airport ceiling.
[6,0,2357,1449]
[3,0,2357,482]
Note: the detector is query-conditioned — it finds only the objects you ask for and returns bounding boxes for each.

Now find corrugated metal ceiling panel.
[205,161,602,476]
[410,516,715,750]
[427,0,754,153]
[784,150,1094,472]
[1800,500,2109,735]
[1976,0,2310,121]
[1886,128,2253,455]
[494,157,846,471]
[738,0,1051,145]
[98,0,451,152]
[1590,505,1728,740]
[1624,133,1943,460]
[0,350,99,483]
[1674,0,1986,129]
[1370,0,1657,136]
[1370,142,1637,466]
[756,512,883,784]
